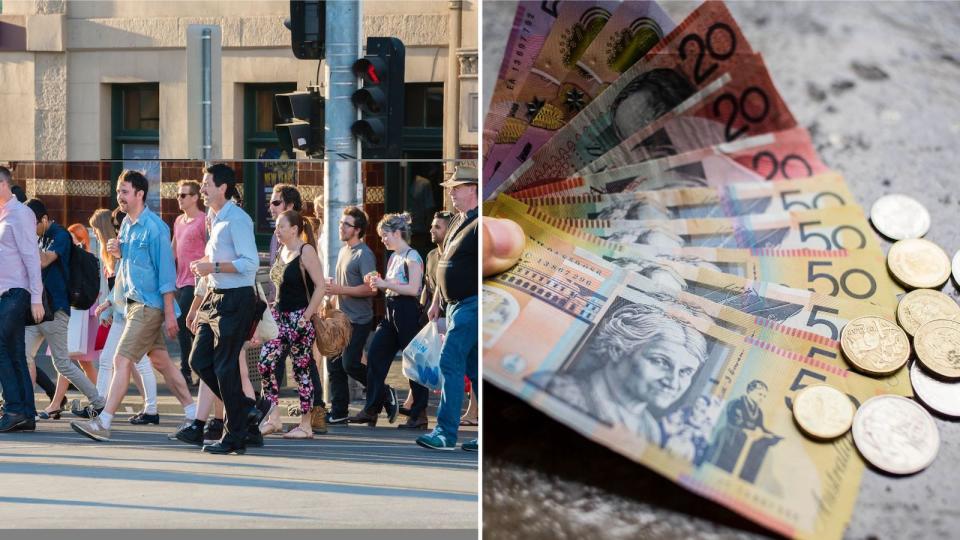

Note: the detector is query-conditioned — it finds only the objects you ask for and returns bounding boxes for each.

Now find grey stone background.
[482,1,960,538]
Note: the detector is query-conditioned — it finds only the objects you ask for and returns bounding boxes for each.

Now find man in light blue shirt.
[71,170,197,442]
[176,163,262,455]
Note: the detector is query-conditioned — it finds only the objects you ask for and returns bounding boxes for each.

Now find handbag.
[254,282,279,342]
[25,288,54,326]
[67,307,90,356]
[298,249,352,357]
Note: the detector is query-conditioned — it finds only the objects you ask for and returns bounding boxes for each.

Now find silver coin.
[870,194,930,240]
[852,394,939,475]
[910,361,960,417]
[953,250,960,285]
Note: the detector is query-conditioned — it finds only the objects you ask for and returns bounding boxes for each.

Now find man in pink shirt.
[172,180,206,389]
[0,166,44,432]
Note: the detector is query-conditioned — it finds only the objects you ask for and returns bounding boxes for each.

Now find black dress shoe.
[346,410,378,426]
[129,412,160,425]
[202,438,246,455]
[397,412,428,430]
[245,425,264,448]
[0,413,34,433]
[175,421,205,446]
[398,406,412,417]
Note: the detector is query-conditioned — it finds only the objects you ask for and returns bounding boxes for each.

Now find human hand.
[164,312,179,340]
[191,261,214,277]
[95,300,111,317]
[106,239,121,258]
[427,302,440,322]
[187,309,199,334]
[482,217,525,277]
[31,303,44,323]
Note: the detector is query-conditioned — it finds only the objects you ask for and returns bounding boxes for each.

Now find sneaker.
[70,400,104,419]
[386,387,399,424]
[175,421,205,446]
[202,418,224,444]
[326,412,349,425]
[462,439,478,452]
[309,406,328,434]
[71,417,110,442]
[416,430,456,451]
[129,412,160,425]
[167,419,193,440]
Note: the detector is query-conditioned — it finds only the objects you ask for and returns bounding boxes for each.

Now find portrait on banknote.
[527,294,726,450]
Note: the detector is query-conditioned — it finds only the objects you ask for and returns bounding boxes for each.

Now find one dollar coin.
[793,384,855,439]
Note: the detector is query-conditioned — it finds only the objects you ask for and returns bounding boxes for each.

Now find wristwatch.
[214,262,221,273]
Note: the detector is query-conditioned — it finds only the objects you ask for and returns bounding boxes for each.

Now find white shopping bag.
[402,322,444,390]
[67,307,89,356]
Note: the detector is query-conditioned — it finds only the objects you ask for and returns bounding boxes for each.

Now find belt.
[211,286,254,294]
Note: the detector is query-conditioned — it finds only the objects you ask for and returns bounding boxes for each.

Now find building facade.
[0,0,477,254]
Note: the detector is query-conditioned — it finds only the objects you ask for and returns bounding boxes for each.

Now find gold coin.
[913,319,960,380]
[887,238,951,289]
[896,289,960,336]
[792,384,855,439]
[840,316,910,375]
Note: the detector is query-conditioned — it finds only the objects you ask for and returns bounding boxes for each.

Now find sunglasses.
[270,200,284,207]
[177,193,195,199]
[339,220,357,228]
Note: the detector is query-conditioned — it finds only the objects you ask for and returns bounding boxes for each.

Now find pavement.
[6,355,477,529]
[482,1,960,539]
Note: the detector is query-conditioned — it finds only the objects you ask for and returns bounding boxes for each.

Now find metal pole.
[322,0,360,403]
[201,28,212,160]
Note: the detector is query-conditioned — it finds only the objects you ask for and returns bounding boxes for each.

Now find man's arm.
[39,250,58,269]
[13,210,43,303]
[228,214,259,275]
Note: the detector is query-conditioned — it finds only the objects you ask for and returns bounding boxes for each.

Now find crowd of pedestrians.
[0,163,479,454]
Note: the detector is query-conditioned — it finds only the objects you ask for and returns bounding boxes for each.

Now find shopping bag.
[67,307,89,356]
[402,322,444,390]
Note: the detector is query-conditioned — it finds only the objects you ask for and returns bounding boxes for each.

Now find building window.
[112,83,161,212]
[243,83,298,249]
[468,92,478,132]
[404,83,443,128]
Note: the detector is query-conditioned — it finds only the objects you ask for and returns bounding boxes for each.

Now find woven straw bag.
[299,256,352,357]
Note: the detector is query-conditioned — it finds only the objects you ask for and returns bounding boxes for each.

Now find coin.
[910,361,960,417]
[887,238,951,289]
[852,394,939,475]
[895,289,960,336]
[912,319,960,380]
[792,384,855,439]
[840,316,910,375]
[953,249,960,285]
[870,194,930,240]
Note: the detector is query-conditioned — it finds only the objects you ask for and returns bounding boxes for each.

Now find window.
[468,92,478,132]
[404,83,444,128]
[243,83,298,249]
[112,83,161,212]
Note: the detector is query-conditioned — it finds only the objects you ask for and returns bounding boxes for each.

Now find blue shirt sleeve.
[51,225,71,267]
[229,210,259,276]
[153,219,178,297]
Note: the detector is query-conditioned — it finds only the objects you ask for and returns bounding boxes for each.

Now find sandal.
[459,418,478,426]
[260,421,283,436]
[283,426,314,439]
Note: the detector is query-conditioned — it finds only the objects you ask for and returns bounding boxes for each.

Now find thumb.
[482,217,525,277]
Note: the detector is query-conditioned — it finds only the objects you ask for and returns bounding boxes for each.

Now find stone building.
[0,0,478,255]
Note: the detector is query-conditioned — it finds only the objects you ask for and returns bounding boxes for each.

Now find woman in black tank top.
[258,210,326,439]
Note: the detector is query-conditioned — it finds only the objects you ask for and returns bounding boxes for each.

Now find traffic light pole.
[323,0,361,277]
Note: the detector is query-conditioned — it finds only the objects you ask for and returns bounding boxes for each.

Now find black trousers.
[327,321,372,417]
[364,296,427,417]
[190,286,257,442]
[175,285,196,379]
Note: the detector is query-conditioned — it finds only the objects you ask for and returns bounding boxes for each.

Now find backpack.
[67,243,100,310]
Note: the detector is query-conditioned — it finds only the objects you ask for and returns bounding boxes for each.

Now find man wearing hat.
[416,166,479,452]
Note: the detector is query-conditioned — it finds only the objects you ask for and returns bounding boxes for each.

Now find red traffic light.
[351,58,387,86]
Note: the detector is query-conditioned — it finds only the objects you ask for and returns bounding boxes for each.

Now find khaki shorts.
[116,301,167,360]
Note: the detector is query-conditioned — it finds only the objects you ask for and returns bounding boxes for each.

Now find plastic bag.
[402,322,444,390]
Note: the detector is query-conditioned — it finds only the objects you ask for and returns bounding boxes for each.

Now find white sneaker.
[71,417,111,442]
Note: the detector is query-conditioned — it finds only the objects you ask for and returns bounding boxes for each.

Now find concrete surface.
[482,2,960,538]
[0,400,478,529]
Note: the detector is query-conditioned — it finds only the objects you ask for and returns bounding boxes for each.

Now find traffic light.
[351,37,405,158]
[275,89,325,157]
[284,0,325,60]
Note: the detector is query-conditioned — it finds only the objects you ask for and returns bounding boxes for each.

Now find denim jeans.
[436,295,478,442]
[0,288,35,417]
[327,321,371,417]
[175,285,195,379]
[365,296,422,415]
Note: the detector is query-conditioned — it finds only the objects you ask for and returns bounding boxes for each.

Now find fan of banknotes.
[481,2,960,539]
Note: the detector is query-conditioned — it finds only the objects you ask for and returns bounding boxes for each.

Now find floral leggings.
[258,307,316,414]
